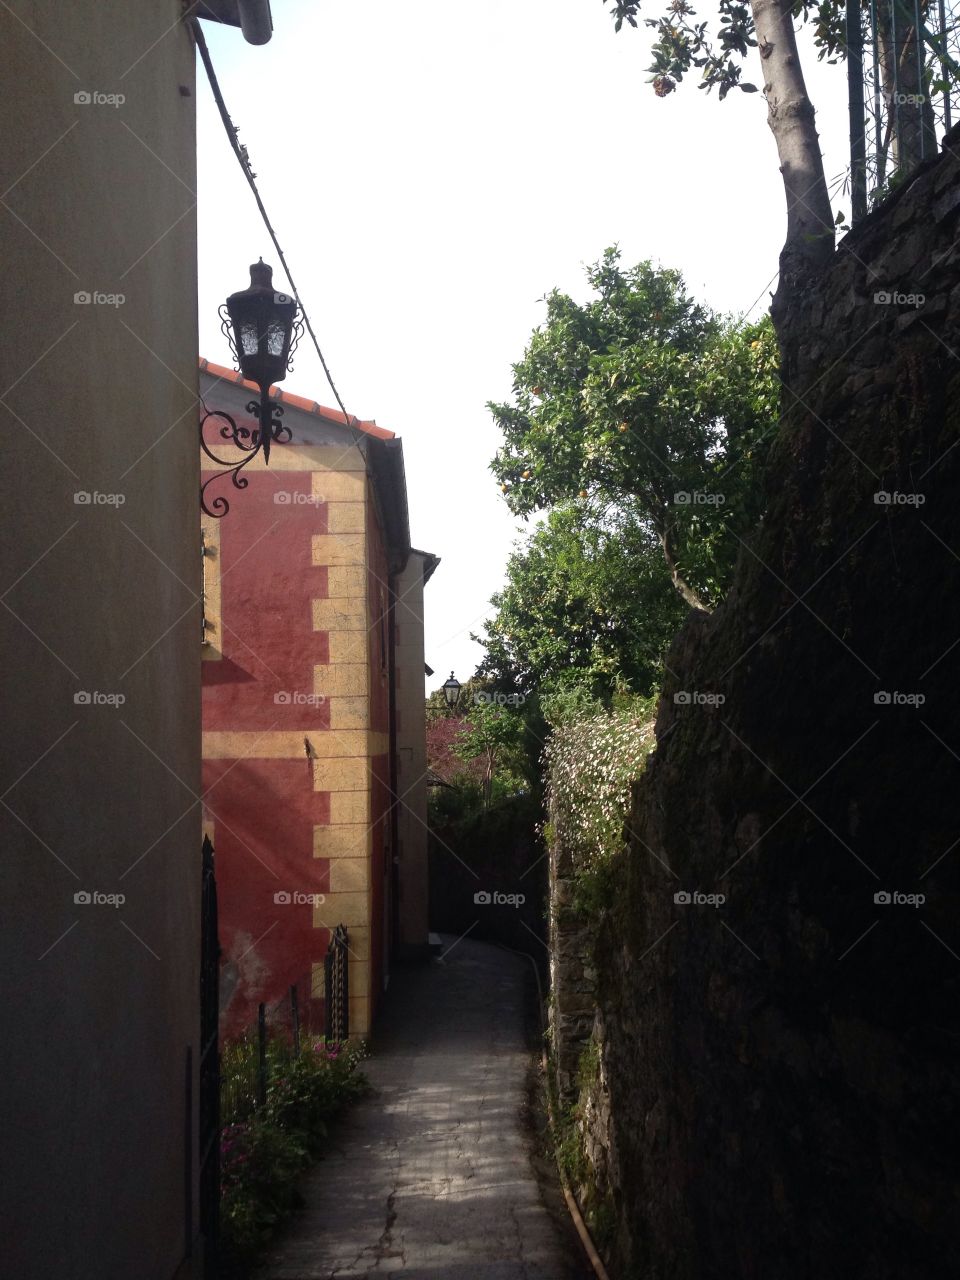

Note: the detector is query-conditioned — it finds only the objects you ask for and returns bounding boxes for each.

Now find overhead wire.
[191,18,359,434]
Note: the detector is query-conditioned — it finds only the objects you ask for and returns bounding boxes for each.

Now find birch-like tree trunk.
[751,0,835,320]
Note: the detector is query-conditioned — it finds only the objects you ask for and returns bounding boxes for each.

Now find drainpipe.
[387,573,401,959]
[237,0,273,44]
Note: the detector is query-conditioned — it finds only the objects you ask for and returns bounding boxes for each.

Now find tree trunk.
[751,0,835,323]
[659,524,711,613]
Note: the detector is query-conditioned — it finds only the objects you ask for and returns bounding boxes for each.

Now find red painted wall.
[203,465,337,1037]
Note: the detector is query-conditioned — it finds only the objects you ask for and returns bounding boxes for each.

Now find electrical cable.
[191,18,360,434]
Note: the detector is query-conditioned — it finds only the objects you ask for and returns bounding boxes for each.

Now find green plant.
[219,1037,368,1274]
[544,695,658,895]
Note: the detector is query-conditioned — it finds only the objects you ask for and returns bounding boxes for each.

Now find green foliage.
[544,695,658,896]
[219,1037,368,1273]
[489,250,779,616]
[477,505,685,697]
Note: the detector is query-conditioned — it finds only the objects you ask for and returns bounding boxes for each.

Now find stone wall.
[550,130,960,1279]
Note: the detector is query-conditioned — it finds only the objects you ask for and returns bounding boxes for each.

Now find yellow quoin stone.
[327,503,366,535]
[312,756,369,794]
[312,533,365,567]
[312,597,367,630]
[312,469,367,502]
[330,791,371,825]
[314,663,369,698]
[329,631,367,665]
[329,697,370,731]
[313,824,372,859]
[327,565,367,599]
[329,858,370,893]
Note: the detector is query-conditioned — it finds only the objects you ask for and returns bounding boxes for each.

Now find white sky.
[196,0,851,692]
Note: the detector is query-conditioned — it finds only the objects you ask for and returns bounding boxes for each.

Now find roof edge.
[199,358,394,441]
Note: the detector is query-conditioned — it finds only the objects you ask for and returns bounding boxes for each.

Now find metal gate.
[324,923,349,1042]
[199,835,220,1276]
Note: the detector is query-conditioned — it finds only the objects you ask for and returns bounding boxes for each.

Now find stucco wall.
[394,554,431,950]
[0,5,200,1278]
[200,374,397,1037]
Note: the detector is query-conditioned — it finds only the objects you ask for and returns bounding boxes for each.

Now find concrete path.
[258,936,590,1280]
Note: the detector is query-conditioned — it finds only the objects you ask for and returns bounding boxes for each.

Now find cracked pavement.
[258,936,590,1280]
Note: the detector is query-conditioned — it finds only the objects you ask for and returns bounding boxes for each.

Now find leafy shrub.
[544,694,657,895]
[219,1037,367,1274]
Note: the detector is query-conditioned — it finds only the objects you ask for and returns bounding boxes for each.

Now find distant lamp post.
[442,672,462,710]
[200,259,303,517]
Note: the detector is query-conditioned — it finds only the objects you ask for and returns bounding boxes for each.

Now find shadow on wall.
[429,792,547,964]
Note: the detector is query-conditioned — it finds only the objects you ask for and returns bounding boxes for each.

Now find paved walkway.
[259,936,590,1280]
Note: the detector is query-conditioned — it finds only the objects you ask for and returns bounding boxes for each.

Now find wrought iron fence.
[324,923,350,1043]
[848,0,960,219]
[199,835,220,1278]
[219,931,349,1130]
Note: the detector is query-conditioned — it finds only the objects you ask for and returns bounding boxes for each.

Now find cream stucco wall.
[0,6,201,1278]
[394,554,432,949]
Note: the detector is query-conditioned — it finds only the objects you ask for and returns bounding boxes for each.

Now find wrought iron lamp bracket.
[200,390,290,519]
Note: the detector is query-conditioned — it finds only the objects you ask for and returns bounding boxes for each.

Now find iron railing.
[198,835,220,1278]
[324,923,350,1043]
[219,931,349,1130]
[848,0,960,219]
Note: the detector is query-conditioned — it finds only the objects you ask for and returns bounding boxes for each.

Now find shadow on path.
[258,935,591,1279]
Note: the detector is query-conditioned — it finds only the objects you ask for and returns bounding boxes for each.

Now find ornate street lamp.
[200,259,303,517]
[442,672,462,710]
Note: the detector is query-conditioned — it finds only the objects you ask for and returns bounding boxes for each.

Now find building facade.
[200,360,434,1039]
[0,5,263,1278]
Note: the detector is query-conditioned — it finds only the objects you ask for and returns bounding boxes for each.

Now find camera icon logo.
[874,891,891,904]
[273,891,291,905]
[873,490,891,505]
[273,691,291,704]
[674,890,691,904]
[74,291,91,305]
[873,691,891,705]
[674,491,691,505]
[74,691,91,705]
[274,491,291,504]
[74,90,91,105]
[73,491,92,504]
[474,890,491,905]
[274,292,294,305]
[673,691,691,705]
[74,890,91,904]
[873,290,892,305]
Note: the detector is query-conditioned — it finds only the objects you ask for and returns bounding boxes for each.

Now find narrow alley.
[259,938,590,1280]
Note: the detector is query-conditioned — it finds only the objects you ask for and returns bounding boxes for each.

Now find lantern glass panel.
[240,320,259,356]
[266,323,285,357]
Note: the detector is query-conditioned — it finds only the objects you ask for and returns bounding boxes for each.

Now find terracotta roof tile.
[199,358,395,441]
